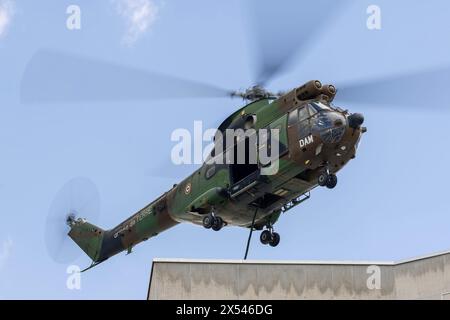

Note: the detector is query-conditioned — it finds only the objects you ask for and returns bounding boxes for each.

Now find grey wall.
[148,252,450,300]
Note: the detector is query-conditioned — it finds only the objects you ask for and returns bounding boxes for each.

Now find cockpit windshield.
[311,102,333,112]
[311,105,346,144]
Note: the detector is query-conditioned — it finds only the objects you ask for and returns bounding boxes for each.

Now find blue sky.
[1,0,450,299]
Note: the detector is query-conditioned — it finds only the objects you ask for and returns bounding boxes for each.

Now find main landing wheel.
[260,230,281,247]
[318,172,338,189]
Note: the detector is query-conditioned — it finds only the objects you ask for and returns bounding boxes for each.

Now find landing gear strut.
[318,168,338,189]
[203,212,224,231]
[260,225,280,247]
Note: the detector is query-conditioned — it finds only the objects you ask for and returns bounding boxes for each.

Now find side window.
[288,110,298,127]
[308,103,318,116]
[298,106,311,138]
[298,106,309,122]
[298,120,310,138]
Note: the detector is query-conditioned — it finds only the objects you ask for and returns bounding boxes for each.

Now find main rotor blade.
[246,0,350,85]
[20,50,232,104]
[336,67,450,109]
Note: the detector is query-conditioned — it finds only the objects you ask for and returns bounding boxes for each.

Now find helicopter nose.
[348,113,364,129]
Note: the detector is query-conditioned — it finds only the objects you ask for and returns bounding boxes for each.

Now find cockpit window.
[311,111,346,144]
[311,102,332,112]
[307,104,317,116]
[313,113,333,131]
[298,106,309,122]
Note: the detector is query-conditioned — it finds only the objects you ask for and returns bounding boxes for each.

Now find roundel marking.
[184,182,192,195]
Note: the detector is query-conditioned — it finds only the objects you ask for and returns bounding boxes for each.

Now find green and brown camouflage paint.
[69,80,365,263]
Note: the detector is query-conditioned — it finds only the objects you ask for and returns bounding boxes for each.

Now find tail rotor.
[45,177,101,264]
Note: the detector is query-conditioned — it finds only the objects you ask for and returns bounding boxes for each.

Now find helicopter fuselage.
[68,80,366,263]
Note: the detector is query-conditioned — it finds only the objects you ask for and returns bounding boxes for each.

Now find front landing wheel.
[203,215,213,229]
[211,216,224,231]
[318,172,328,186]
[326,174,338,189]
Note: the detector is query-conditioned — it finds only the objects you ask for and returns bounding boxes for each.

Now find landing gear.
[202,215,213,229]
[212,216,224,231]
[269,232,280,247]
[203,213,224,231]
[260,226,280,247]
[318,172,328,186]
[260,230,271,245]
[325,174,337,189]
[318,168,338,189]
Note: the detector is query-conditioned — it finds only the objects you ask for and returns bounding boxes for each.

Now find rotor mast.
[230,85,282,102]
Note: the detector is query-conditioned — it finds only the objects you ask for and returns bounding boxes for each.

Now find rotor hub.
[66,213,77,227]
[231,85,281,101]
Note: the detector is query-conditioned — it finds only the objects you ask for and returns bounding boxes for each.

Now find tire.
[326,174,338,189]
[269,232,280,247]
[318,173,328,186]
[203,215,213,229]
[260,230,271,245]
[212,216,223,231]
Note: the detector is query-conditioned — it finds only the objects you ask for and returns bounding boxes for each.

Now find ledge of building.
[148,250,450,300]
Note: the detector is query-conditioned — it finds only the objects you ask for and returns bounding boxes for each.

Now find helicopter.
[43,80,366,270]
[20,0,450,269]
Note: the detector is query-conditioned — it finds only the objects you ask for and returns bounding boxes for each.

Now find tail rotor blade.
[45,177,101,264]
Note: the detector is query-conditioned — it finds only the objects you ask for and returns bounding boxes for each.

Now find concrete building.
[147,250,450,299]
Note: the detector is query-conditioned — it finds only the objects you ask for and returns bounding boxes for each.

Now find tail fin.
[68,219,104,262]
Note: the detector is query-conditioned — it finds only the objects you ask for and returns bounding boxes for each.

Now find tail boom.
[68,193,178,262]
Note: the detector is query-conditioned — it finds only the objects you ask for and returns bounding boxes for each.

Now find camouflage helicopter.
[21,0,450,269]
[39,79,365,270]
